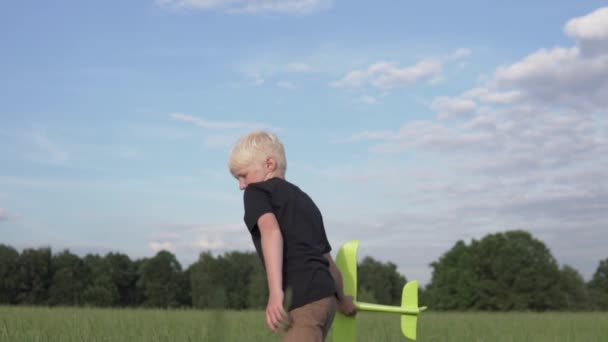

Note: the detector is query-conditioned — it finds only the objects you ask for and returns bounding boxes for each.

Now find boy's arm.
[257,212,286,332]
[324,253,357,316]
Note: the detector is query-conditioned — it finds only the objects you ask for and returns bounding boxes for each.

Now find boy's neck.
[264,174,285,181]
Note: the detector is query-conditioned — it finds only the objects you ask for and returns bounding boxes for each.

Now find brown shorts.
[282,296,337,342]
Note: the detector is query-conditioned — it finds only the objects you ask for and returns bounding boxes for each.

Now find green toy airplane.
[331,240,427,341]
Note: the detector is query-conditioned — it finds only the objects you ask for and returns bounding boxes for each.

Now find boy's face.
[235,158,276,190]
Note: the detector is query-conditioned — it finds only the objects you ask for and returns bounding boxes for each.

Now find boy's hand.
[266,291,287,332]
[338,295,357,316]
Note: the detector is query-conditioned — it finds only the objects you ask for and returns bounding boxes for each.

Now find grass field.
[1,306,607,341]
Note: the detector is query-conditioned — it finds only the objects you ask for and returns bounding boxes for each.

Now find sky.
[1,1,607,285]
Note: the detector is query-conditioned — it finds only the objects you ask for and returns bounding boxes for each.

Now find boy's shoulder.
[246,178,312,205]
[248,177,298,193]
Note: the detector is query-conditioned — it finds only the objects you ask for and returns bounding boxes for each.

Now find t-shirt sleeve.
[319,214,332,254]
[243,185,274,232]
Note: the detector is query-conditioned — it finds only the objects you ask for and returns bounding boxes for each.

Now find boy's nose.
[239,179,246,190]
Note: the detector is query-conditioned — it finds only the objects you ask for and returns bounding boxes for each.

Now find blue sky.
[1,1,607,285]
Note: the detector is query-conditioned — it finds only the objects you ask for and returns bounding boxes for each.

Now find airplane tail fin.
[401,281,427,340]
[331,240,359,342]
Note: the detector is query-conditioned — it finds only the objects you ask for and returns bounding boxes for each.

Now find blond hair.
[228,131,287,178]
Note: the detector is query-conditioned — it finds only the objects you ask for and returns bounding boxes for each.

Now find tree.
[48,250,87,306]
[190,252,226,309]
[189,251,260,309]
[105,252,138,306]
[425,240,478,310]
[82,254,118,307]
[589,258,608,309]
[247,260,268,309]
[474,231,563,310]
[176,266,192,307]
[131,258,147,306]
[137,250,182,308]
[220,251,258,309]
[16,247,53,305]
[358,256,407,305]
[0,244,19,304]
[425,230,565,311]
[559,265,589,310]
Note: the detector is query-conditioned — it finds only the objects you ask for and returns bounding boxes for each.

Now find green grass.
[1,306,607,341]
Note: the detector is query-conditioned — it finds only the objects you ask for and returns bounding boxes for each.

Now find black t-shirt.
[243,177,336,310]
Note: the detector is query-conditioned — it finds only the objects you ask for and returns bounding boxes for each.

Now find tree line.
[424,230,608,310]
[0,230,607,311]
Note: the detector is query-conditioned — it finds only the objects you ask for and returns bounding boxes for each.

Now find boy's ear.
[266,157,277,171]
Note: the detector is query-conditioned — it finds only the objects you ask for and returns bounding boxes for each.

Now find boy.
[228,131,356,342]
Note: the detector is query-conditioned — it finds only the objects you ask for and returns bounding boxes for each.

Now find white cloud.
[338,119,497,152]
[371,59,442,88]
[285,62,315,73]
[565,7,608,41]
[241,62,317,87]
[492,11,608,109]
[483,91,521,104]
[360,94,378,105]
[148,234,226,253]
[245,70,265,85]
[331,48,470,90]
[329,70,367,88]
[149,241,177,252]
[431,96,477,119]
[28,131,68,166]
[332,7,608,284]
[0,208,9,221]
[147,223,251,263]
[331,59,442,89]
[463,88,522,105]
[189,236,226,249]
[283,62,317,74]
[435,8,608,115]
[170,112,279,131]
[156,0,333,14]
[277,81,296,89]
[448,48,472,60]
